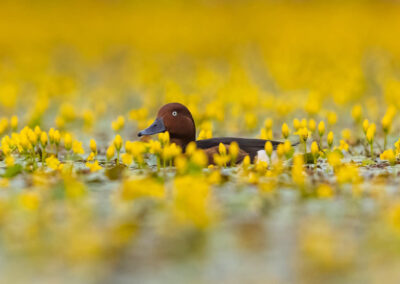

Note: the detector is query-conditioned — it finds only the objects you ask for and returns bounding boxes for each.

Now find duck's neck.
[171,137,195,151]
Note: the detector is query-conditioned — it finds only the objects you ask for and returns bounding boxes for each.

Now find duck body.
[138,103,283,164]
[196,137,281,163]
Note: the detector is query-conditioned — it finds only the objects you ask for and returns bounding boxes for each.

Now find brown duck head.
[138,103,196,148]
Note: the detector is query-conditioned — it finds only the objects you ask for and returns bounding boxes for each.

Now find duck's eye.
[172,111,178,117]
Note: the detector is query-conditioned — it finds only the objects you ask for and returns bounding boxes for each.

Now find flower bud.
[311,141,319,156]
[53,130,61,145]
[327,131,334,147]
[113,134,123,151]
[362,119,369,134]
[318,121,325,137]
[265,141,273,157]
[40,132,48,147]
[351,104,362,123]
[64,133,72,150]
[293,118,301,131]
[281,123,290,139]
[10,115,18,130]
[218,143,227,156]
[106,145,115,160]
[382,115,392,133]
[229,141,239,163]
[90,139,97,154]
[366,124,375,144]
[308,119,316,132]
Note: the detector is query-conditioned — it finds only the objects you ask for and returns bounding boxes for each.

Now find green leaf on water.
[3,164,22,178]
[362,159,375,166]
[105,164,127,180]
[303,153,315,164]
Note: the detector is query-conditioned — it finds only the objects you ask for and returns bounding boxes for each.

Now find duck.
[137,103,284,164]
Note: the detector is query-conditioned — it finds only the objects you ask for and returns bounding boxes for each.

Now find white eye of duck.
[172,111,178,117]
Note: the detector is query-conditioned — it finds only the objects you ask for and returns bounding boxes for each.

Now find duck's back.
[195,137,282,161]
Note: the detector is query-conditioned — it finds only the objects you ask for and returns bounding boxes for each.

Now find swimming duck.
[138,103,283,164]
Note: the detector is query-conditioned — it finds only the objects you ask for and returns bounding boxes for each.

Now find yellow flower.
[301,118,307,128]
[366,124,375,144]
[308,119,316,132]
[351,104,362,123]
[341,129,351,141]
[327,151,341,168]
[283,140,292,156]
[380,149,396,165]
[90,139,97,154]
[242,155,251,169]
[362,119,369,134]
[292,154,305,186]
[318,121,325,137]
[336,164,361,184]
[10,115,18,130]
[46,155,61,170]
[82,109,95,129]
[173,176,214,228]
[382,114,392,133]
[260,128,273,140]
[149,140,162,154]
[327,111,337,125]
[72,140,84,155]
[175,155,188,174]
[64,133,72,150]
[276,144,284,159]
[185,141,197,156]
[298,127,309,143]
[40,132,48,147]
[5,155,14,167]
[121,153,133,165]
[311,141,319,156]
[86,160,102,172]
[162,143,182,161]
[158,131,170,145]
[19,192,39,211]
[20,134,32,151]
[112,115,125,131]
[0,118,8,134]
[244,112,257,130]
[1,142,11,156]
[191,150,208,168]
[265,141,273,157]
[281,123,290,139]
[28,129,38,146]
[213,153,230,167]
[338,140,349,152]
[255,160,268,174]
[317,184,334,199]
[55,116,65,129]
[129,141,146,164]
[53,130,61,145]
[198,129,213,140]
[327,131,334,148]
[87,152,95,161]
[106,145,115,160]
[218,142,227,156]
[120,177,164,201]
[293,118,301,131]
[229,141,239,164]
[34,125,41,137]
[264,118,273,129]
[113,134,123,151]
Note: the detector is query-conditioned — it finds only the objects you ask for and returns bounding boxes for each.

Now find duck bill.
[138,117,166,137]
